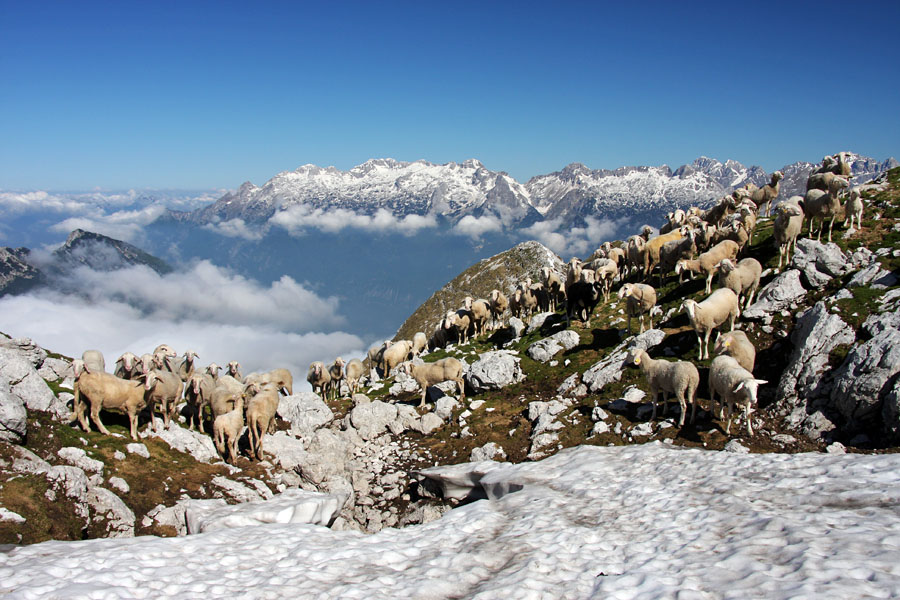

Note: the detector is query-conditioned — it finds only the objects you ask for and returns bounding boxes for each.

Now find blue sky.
[2,0,898,190]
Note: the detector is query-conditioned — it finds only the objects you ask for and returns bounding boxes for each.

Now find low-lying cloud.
[270,205,437,236]
[0,260,366,390]
[520,216,623,257]
[202,218,265,241]
[452,214,503,239]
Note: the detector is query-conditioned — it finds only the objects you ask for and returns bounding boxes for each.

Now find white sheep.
[708,355,767,435]
[366,341,392,375]
[411,332,428,358]
[177,350,199,382]
[716,257,762,309]
[625,348,700,426]
[74,371,148,441]
[399,358,465,407]
[82,349,106,374]
[681,288,739,360]
[152,344,178,373]
[845,188,864,231]
[658,230,696,284]
[592,258,619,302]
[206,362,221,380]
[226,360,243,383]
[262,368,293,396]
[382,340,414,377]
[702,195,736,228]
[643,228,684,278]
[625,235,647,279]
[750,171,783,217]
[675,239,740,294]
[210,375,243,418]
[713,330,756,373]
[804,176,850,242]
[307,361,332,401]
[464,296,492,338]
[213,393,245,465]
[245,384,280,461]
[328,357,345,400]
[344,358,365,396]
[617,283,657,334]
[446,309,473,344]
[541,267,564,312]
[489,289,509,330]
[185,372,216,432]
[773,199,804,270]
[144,370,184,431]
[113,351,139,379]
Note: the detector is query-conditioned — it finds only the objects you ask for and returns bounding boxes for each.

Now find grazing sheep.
[185,372,216,432]
[213,394,245,465]
[681,288,739,360]
[177,350,199,382]
[144,370,184,431]
[592,258,619,302]
[245,384,280,460]
[804,176,850,242]
[464,296,492,338]
[82,350,106,374]
[716,258,762,309]
[675,239,740,294]
[625,348,700,426]
[617,283,657,334]
[399,358,465,407]
[708,355,767,435]
[750,171,783,217]
[307,361,332,401]
[774,199,805,270]
[446,310,473,344]
[113,352,139,380]
[382,340,414,377]
[74,371,148,441]
[713,330,756,373]
[845,188,864,231]
[345,358,365,396]
[489,289,509,330]
[411,332,428,358]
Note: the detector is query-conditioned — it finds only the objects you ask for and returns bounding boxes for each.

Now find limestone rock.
[466,351,525,393]
[470,442,507,462]
[743,269,806,320]
[276,392,334,439]
[141,423,218,463]
[831,328,900,424]
[434,396,459,421]
[45,465,91,522]
[411,412,444,435]
[211,476,270,504]
[790,238,850,289]
[58,447,104,474]
[526,311,556,333]
[863,312,900,338]
[87,486,135,537]
[126,443,150,458]
[508,317,526,338]
[0,376,27,444]
[349,400,398,441]
[526,329,580,363]
[847,264,898,289]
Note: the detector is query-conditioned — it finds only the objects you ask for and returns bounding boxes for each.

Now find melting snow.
[2,443,900,598]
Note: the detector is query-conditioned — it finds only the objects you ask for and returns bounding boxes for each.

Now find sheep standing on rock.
[213,393,245,465]
[307,361,331,401]
[804,176,850,242]
[185,372,216,432]
[328,357,345,400]
[774,199,804,270]
[464,297,492,338]
[617,283,657,334]
[381,340,414,377]
[681,288,740,360]
[399,358,465,407]
[714,330,756,373]
[716,258,762,309]
[708,355,767,435]
[750,171,783,217]
[625,348,700,426]
[144,370,184,431]
[489,289,509,330]
[345,359,365,397]
[411,332,428,359]
[245,383,280,461]
[74,371,147,441]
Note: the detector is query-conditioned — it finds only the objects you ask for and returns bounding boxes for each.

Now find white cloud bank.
[451,214,503,239]
[270,206,437,236]
[520,216,623,257]
[0,261,365,388]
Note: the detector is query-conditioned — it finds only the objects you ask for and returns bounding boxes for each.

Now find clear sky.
[2,0,898,191]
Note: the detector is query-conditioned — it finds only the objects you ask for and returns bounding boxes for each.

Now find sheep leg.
[90,403,112,436]
[702,330,711,360]
[696,332,704,360]
[688,382,698,425]
[419,388,427,408]
[744,401,753,436]
[128,412,139,441]
[827,215,836,243]
[661,391,669,416]
[650,390,658,421]
[676,389,686,427]
[74,388,90,433]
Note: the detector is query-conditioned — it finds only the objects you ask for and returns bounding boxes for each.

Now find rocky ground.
[2,168,900,545]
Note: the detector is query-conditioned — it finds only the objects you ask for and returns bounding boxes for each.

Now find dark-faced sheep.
[307,361,331,401]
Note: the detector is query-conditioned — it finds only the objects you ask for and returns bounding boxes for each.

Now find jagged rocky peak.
[53,229,172,275]
[0,246,42,296]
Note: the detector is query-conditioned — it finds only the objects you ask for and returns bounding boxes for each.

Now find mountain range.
[168,153,898,230]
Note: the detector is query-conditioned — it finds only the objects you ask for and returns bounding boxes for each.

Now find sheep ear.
[633,355,641,365]
[755,379,768,385]
[724,338,731,348]
[733,381,746,393]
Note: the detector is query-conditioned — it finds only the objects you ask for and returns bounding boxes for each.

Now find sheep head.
[681,299,697,320]
[733,378,768,404]
[617,284,632,299]
[207,363,220,376]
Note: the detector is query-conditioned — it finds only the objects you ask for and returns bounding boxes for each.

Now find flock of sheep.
[71,346,292,464]
[304,152,867,436]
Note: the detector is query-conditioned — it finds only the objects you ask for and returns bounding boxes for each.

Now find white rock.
[0,507,26,524]
[126,443,150,459]
[87,486,135,537]
[58,447,104,474]
[108,477,130,495]
[141,425,219,463]
[277,392,334,438]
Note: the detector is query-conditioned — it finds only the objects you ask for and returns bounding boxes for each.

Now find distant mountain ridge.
[172,153,898,230]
